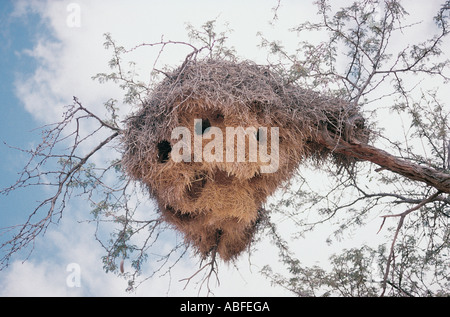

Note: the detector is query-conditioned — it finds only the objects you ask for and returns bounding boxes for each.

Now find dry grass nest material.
[121,58,369,261]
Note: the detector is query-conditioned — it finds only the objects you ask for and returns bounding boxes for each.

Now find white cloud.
[12,0,319,123]
[0,261,74,297]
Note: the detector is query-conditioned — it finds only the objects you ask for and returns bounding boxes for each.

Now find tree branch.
[379,191,441,296]
[317,129,450,194]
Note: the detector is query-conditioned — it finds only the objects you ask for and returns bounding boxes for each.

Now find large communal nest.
[121,58,368,261]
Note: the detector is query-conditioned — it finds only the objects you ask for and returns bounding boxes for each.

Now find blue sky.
[0,2,43,228]
[0,0,448,297]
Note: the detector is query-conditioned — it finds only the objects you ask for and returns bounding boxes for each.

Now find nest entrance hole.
[157,140,172,163]
[195,118,211,135]
[166,205,197,221]
[187,172,208,200]
[186,169,236,201]
[194,111,225,136]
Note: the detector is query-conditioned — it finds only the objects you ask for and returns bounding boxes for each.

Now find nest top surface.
[127,60,309,138]
[125,58,363,138]
[151,59,290,114]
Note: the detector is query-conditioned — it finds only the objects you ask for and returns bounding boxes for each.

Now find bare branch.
[380,191,441,296]
[317,129,450,194]
[0,98,121,269]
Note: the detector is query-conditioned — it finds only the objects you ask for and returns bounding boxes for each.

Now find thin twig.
[380,191,441,296]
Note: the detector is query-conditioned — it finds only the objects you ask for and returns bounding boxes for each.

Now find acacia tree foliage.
[261,0,450,297]
[1,0,449,296]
